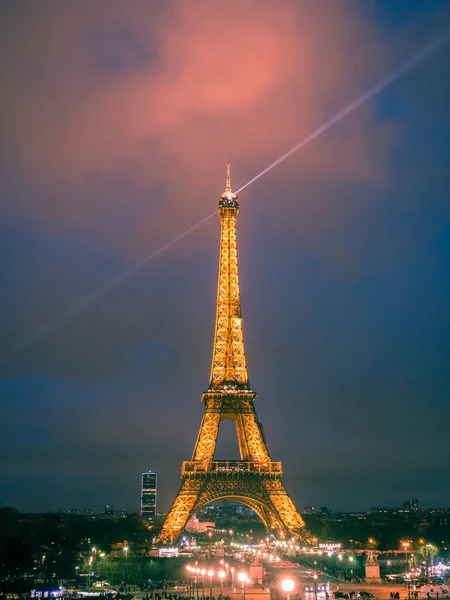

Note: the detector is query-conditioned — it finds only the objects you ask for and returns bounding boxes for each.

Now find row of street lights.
[186,566,296,600]
[186,566,228,599]
[185,567,251,600]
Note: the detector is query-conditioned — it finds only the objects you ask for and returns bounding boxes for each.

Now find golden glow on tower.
[155,165,311,546]
[209,166,248,390]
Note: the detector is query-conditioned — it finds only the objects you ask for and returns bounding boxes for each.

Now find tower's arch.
[191,494,286,538]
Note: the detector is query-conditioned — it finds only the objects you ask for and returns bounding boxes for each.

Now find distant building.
[185,513,215,533]
[402,499,419,511]
[141,471,157,518]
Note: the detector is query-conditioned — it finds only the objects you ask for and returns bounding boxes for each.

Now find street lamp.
[281,579,295,600]
[218,570,226,599]
[186,566,193,597]
[185,566,190,593]
[208,570,214,598]
[123,545,129,593]
[196,568,201,600]
[405,574,411,599]
[238,572,248,600]
[201,569,206,599]
[98,552,106,585]
[402,543,410,570]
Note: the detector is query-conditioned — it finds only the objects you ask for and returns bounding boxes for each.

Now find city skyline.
[2,500,448,515]
[1,1,450,514]
[1,478,447,515]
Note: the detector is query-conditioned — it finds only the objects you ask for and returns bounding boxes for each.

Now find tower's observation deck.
[182,460,282,477]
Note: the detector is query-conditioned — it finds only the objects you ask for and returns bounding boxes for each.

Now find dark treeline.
[0,508,152,550]
[0,508,167,596]
[303,512,450,550]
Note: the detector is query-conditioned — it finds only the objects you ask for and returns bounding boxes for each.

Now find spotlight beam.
[4,33,448,360]
[236,32,449,194]
[3,212,215,360]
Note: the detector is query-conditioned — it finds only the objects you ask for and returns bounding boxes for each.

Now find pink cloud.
[1,0,420,255]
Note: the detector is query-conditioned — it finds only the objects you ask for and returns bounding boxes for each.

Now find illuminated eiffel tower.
[157,164,311,544]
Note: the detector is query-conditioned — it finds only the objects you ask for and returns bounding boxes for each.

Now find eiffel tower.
[157,164,311,544]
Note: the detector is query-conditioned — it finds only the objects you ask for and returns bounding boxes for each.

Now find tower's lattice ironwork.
[157,164,311,544]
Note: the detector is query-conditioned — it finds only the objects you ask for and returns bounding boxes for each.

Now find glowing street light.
[281,578,295,600]
[238,572,248,600]
[195,568,201,600]
[97,551,106,583]
[402,542,411,571]
[201,569,206,599]
[208,570,215,598]
[218,570,226,598]
[186,566,194,597]
[123,545,129,593]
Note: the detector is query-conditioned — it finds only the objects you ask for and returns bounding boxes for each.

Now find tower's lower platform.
[156,461,312,544]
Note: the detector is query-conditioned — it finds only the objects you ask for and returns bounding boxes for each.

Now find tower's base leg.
[157,479,203,544]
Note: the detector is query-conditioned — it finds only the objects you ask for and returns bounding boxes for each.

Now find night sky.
[1,1,449,514]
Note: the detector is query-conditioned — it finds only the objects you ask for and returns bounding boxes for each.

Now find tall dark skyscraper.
[141,471,157,518]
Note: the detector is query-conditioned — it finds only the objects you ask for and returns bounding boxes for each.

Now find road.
[265,566,410,600]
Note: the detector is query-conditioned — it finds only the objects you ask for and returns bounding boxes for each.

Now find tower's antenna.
[221,162,237,202]
[225,162,232,193]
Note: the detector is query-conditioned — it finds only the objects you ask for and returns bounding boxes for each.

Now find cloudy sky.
[1,0,449,514]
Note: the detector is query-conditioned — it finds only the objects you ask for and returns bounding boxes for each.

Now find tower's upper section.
[209,163,250,391]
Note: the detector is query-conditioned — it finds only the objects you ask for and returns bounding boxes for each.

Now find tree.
[416,543,438,582]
